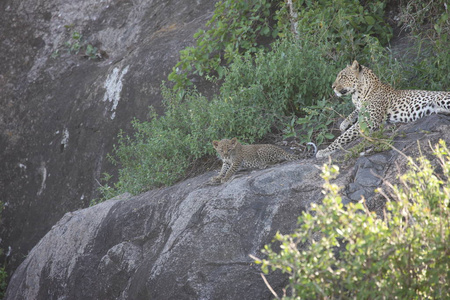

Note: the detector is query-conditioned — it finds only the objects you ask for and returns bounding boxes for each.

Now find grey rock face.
[5,114,450,299]
[0,0,218,273]
[6,163,324,300]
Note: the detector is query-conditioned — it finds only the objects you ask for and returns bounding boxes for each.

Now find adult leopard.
[316,60,450,158]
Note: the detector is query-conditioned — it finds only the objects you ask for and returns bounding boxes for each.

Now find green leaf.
[364,15,376,26]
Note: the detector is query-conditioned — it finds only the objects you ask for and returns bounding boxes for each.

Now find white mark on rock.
[61,128,69,149]
[103,65,129,120]
[37,162,47,196]
[6,246,11,257]
[18,163,27,170]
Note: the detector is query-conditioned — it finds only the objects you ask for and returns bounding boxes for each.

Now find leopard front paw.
[339,120,352,132]
[316,149,335,159]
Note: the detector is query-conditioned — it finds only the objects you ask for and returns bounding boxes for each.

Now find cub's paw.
[220,177,230,184]
[209,176,222,184]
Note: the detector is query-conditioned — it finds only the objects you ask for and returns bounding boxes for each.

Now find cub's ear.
[212,140,219,148]
[230,137,238,148]
[351,60,362,73]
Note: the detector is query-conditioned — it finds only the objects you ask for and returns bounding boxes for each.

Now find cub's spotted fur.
[211,138,301,183]
[316,60,450,158]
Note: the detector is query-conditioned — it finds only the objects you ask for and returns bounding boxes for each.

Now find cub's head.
[212,137,238,159]
[332,60,362,97]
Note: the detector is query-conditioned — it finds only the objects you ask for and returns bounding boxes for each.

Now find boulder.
[5,114,450,299]
[6,163,323,300]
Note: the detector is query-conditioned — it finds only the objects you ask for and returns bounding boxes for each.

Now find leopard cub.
[211,137,300,183]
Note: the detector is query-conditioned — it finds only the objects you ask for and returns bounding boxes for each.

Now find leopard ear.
[212,140,219,148]
[231,137,238,146]
[351,60,362,74]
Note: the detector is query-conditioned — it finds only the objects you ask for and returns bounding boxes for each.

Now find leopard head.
[212,137,239,159]
[332,60,362,97]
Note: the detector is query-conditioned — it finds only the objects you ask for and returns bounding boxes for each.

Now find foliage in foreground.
[255,140,450,299]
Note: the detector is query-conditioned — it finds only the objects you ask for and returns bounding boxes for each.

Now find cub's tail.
[286,142,317,160]
[306,142,318,157]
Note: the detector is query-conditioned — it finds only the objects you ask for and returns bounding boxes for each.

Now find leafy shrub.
[104,89,218,196]
[254,141,450,299]
[100,0,450,200]
[398,0,449,37]
[284,98,352,146]
[342,124,395,160]
[397,0,450,90]
[404,37,450,91]
[100,37,351,198]
[101,82,287,197]
[168,0,395,90]
[221,37,341,112]
[51,29,101,60]
[219,36,357,146]
[168,0,276,90]
[276,0,392,57]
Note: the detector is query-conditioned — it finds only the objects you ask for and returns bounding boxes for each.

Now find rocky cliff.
[5,115,450,299]
[0,0,219,274]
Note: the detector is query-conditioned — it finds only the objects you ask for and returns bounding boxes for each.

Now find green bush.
[168,0,395,90]
[99,0,450,200]
[283,98,350,146]
[221,38,341,112]
[99,37,352,198]
[404,37,450,91]
[398,0,449,36]
[397,0,450,90]
[254,140,450,299]
[100,82,285,197]
[276,0,392,54]
[168,0,276,90]
[104,89,218,196]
